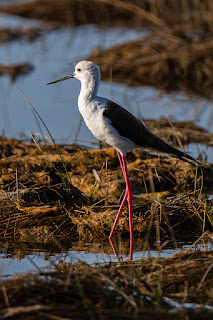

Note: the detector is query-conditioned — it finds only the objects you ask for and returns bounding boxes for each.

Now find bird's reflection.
[109,238,133,261]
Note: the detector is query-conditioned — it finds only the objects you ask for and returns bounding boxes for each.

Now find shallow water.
[1,238,212,276]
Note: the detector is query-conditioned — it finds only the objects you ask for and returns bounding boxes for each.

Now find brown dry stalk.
[100,273,137,307]
[94,0,170,29]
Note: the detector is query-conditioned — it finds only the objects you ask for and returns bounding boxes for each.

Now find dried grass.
[0,185,212,242]
[0,137,212,241]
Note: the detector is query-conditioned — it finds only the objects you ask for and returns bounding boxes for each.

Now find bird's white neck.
[78,76,99,104]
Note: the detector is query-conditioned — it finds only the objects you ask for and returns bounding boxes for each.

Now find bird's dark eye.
[77,68,81,72]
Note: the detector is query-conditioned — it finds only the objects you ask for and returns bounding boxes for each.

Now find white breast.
[78,97,107,141]
[78,96,135,155]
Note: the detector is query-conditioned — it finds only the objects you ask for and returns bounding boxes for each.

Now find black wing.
[104,100,197,164]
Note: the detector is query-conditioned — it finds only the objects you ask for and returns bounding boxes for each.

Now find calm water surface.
[0,240,212,276]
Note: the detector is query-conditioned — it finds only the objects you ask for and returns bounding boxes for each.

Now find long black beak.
[47,74,75,85]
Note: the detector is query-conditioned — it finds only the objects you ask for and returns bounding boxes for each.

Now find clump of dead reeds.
[0,188,212,243]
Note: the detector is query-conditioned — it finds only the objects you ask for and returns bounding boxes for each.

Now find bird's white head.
[47,60,100,86]
[74,61,100,83]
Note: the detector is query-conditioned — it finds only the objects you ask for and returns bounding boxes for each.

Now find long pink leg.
[109,152,128,239]
[117,151,124,171]
[122,156,133,260]
[109,152,133,260]
[122,156,133,240]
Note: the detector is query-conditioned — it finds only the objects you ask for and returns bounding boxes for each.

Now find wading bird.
[47,61,197,260]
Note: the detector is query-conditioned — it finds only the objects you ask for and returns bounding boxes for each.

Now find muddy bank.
[0,135,212,241]
[0,250,213,319]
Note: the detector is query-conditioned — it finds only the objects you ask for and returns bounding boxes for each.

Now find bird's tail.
[151,134,198,165]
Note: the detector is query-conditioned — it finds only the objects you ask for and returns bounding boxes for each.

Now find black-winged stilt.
[47,61,197,260]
